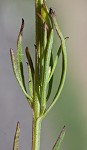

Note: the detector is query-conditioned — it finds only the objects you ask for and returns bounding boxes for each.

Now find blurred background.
[0,0,87,149]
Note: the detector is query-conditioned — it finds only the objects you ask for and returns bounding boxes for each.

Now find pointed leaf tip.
[10,48,12,54]
[13,122,20,150]
[17,121,20,128]
[20,18,24,34]
[52,126,66,150]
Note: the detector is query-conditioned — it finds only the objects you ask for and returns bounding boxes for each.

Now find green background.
[0,0,87,150]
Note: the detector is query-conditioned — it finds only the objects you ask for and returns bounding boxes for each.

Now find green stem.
[35,0,44,96]
[32,115,42,150]
[32,1,44,150]
[35,0,44,53]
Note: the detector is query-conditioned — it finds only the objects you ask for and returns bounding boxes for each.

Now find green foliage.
[10,0,67,150]
[25,47,34,99]
[13,122,20,150]
[41,29,54,113]
[52,126,66,150]
[10,19,33,107]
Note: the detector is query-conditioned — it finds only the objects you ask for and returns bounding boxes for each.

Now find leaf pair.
[13,124,66,150]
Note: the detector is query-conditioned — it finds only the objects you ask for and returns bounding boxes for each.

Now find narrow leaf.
[10,49,20,82]
[44,29,53,86]
[27,62,33,99]
[17,18,24,75]
[13,122,20,150]
[46,52,53,101]
[41,29,54,113]
[52,126,66,150]
[48,45,61,82]
[25,47,34,81]
[10,49,33,106]
[43,22,47,51]
[16,18,26,89]
[52,51,65,102]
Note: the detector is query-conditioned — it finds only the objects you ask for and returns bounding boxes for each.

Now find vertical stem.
[32,115,42,150]
[35,0,44,97]
[32,1,43,150]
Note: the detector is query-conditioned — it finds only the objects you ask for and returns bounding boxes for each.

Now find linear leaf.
[52,51,65,101]
[13,122,20,150]
[25,47,34,82]
[10,49,20,82]
[41,29,54,113]
[48,45,62,82]
[46,52,53,101]
[16,18,26,90]
[27,62,33,99]
[43,22,47,51]
[52,126,66,150]
[10,49,33,106]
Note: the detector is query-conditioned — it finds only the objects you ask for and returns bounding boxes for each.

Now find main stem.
[32,0,44,150]
[32,115,42,150]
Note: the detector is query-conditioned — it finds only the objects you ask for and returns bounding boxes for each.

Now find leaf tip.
[10,48,13,56]
[49,8,55,16]
[20,18,24,34]
[17,121,20,128]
